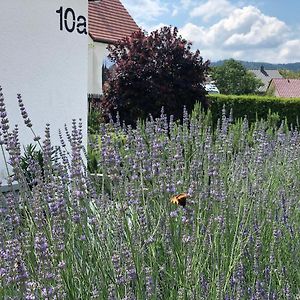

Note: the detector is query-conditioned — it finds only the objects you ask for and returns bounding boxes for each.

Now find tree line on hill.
[211,60,300,72]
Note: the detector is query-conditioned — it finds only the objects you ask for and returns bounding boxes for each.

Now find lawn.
[1,105,300,299]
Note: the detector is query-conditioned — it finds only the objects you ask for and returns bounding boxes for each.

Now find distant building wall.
[88,36,109,95]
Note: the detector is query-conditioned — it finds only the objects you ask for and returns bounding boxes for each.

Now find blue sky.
[122,0,300,63]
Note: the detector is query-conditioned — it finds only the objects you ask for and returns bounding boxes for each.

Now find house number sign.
[56,6,87,34]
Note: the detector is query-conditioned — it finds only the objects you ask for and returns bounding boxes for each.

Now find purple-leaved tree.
[102,26,210,124]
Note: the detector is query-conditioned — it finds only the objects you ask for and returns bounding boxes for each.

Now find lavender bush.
[1,87,300,299]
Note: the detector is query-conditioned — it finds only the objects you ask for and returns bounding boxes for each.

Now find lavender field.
[1,92,300,299]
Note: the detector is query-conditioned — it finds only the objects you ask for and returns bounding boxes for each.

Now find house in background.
[88,0,139,95]
[204,82,220,94]
[267,78,300,98]
[204,74,220,94]
[249,65,282,93]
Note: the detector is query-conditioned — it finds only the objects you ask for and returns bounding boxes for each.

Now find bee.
[170,193,189,207]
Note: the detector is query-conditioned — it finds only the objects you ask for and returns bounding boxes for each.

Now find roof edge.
[89,33,116,44]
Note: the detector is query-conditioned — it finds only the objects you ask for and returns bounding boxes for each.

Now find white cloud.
[170,0,195,19]
[146,23,169,33]
[190,0,235,21]
[222,7,288,48]
[279,40,300,62]
[179,5,296,63]
[122,0,169,22]
[122,0,300,63]
[172,7,179,17]
[180,0,194,9]
[179,23,207,45]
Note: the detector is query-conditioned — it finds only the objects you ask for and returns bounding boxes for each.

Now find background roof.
[249,68,282,92]
[271,78,300,98]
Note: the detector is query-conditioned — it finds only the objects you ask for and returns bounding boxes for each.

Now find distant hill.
[211,60,300,71]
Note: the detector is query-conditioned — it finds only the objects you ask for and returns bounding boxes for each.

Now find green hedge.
[208,94,300,126]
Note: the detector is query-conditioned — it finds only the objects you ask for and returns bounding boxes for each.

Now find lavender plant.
[0,87,300,299]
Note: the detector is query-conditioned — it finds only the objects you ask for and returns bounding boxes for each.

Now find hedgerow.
[208,94,300,126]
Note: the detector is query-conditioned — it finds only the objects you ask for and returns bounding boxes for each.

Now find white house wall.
[88,36,109,95]
[0,1,88,183]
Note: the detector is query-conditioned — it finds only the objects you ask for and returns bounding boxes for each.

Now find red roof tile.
[271,78,300,98]
[88,0,140,44]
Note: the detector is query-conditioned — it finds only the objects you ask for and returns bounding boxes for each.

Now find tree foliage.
[279,69,300,79]
[102,26,209,124]
[211,59,263,95]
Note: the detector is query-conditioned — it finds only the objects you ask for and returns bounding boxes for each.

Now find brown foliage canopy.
[102,26,210,124]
